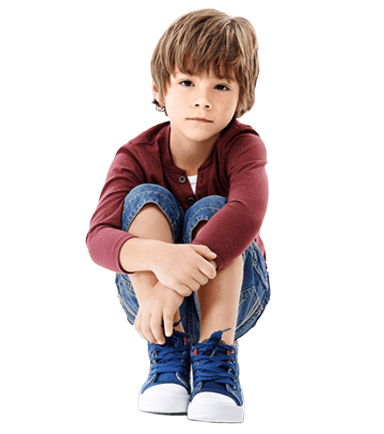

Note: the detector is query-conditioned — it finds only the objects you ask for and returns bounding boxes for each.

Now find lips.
[189,118,213,123]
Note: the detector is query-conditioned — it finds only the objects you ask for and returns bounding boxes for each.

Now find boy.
[86,9,270,423]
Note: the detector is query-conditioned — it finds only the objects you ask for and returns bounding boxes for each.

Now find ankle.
[174,323,184,333]
[199,328,234,346]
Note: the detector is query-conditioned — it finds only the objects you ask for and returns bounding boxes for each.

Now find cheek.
[166,92,186,112]
[221,97,239,115]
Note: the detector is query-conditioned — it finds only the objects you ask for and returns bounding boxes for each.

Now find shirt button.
[187,196,195,205]
[178,175,187,184]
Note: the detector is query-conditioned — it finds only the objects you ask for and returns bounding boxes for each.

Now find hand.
[134,282,184,344]
[150,243,217,296]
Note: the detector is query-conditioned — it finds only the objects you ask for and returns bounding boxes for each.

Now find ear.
[152,82,163,106]
[235,101,244,118]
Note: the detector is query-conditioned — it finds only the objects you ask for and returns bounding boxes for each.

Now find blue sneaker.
[138,329,191,414]
[188,330,244,423]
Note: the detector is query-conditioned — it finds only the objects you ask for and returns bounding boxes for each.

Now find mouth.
[188,117,213,123]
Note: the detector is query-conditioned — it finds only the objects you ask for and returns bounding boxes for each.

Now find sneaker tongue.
[202,330,231,347]
[202,337,227,345]
[199,331,233,357]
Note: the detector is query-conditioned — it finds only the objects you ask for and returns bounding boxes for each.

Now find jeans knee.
[182,195,228,243]
[121,184,184,241]
[194,195,227,210]
[124,183,169,200]
[123,184,178,212]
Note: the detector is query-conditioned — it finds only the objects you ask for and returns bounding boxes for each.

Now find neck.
[169,129,219,176]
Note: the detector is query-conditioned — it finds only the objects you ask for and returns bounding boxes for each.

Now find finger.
[175,283,193,297]
[193,271,210,287]
[191,244,217,260]
[204,250,217,260]
[134,312,144,339]
[186,278,201,292]
[150,311,166,345]
[141,314,156,344]
[163,311,174,338]
[198,259,217,280]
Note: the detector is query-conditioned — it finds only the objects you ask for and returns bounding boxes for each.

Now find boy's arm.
[119,237,217,296]
[86,146,145,273]
[192,133,269,271]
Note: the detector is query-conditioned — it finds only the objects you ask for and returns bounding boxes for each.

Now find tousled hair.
[151,9,259,118]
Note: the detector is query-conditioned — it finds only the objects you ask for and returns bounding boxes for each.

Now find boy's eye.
[215,84,229,91]
[179,81,230,91]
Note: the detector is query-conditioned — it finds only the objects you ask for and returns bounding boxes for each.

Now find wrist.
[146,239,168,271]
[154,281,184,301]
[119,238,165,273]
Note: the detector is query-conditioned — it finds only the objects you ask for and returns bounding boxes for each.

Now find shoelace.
[149,334,190,376]
[192,333,237,388]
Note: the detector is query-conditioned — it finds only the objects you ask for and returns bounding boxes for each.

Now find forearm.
[118,237,166,273]
[119,238,217,297]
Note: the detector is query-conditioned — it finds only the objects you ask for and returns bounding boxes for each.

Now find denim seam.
[250,245,269,289]
[249,241,269,288]
[235,287,271,339]
[186,205,223,223]
[124,191,180,223]
[119,276,136,295]
[236,286,260,331]
[235,285,270,339]
[117,293,136,323]
[123,192,182,241]
[183,206,222,243]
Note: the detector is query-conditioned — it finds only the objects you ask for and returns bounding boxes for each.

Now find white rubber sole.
[187,392,244,423]
[138,383,190,414]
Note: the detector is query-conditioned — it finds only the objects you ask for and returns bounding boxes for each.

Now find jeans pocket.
[115,274,139,325]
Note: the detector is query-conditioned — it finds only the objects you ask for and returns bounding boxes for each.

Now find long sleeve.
[192,133,268,271]
[86,147,145,273]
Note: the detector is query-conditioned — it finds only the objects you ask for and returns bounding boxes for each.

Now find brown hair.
[151,9,259,118]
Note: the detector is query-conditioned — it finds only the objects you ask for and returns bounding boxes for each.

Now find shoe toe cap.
[139,384,190,414]
[188,392,244,423]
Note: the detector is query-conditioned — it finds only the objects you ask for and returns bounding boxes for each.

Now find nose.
[194,100,211,109]
[194,90,212,110]
[195,101,211,109]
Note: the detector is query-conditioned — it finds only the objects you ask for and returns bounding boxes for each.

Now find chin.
[185,126,222,141]
[188,132,219,143]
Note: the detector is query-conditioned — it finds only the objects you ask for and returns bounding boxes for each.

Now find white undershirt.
[188,175,197,194]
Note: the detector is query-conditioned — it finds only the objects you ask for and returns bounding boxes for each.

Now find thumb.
[191,244,217,260]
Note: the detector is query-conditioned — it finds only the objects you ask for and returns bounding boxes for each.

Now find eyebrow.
[173,71,235,83]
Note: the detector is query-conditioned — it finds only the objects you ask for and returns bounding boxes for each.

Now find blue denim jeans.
[115,184,270,345]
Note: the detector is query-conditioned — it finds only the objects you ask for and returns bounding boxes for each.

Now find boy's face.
[153,66,241,148]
